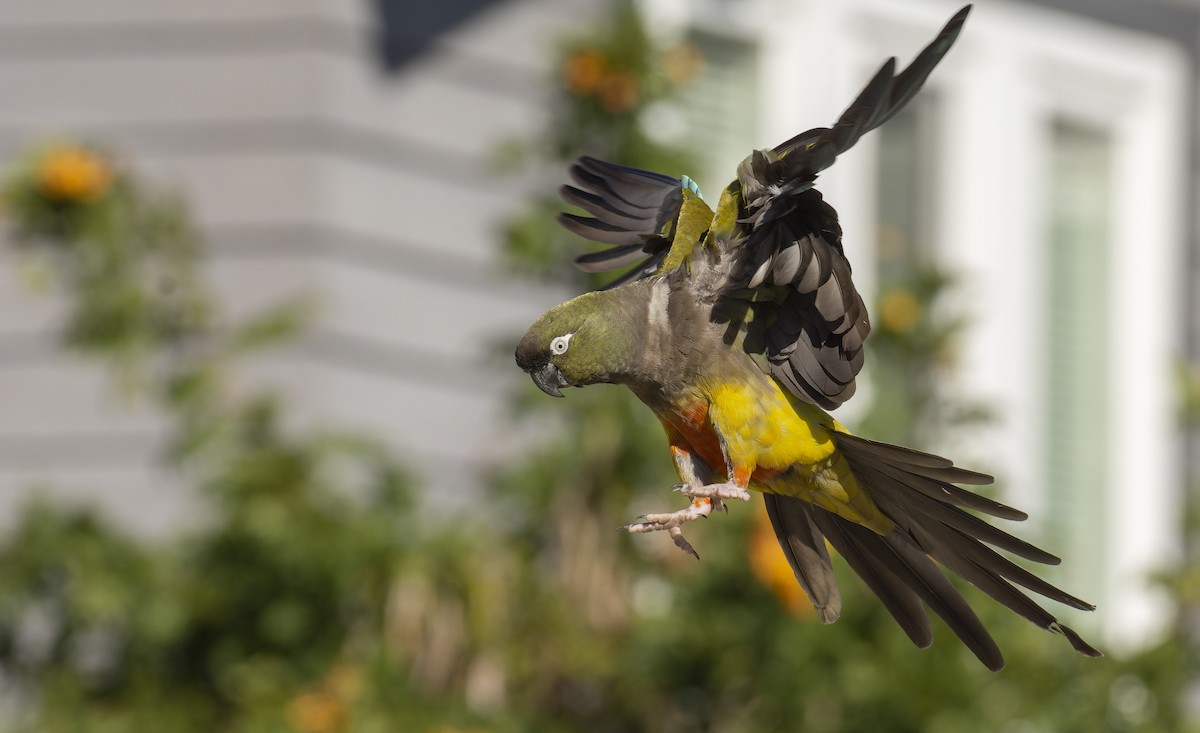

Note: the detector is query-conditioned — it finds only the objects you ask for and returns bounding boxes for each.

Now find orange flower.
[563,48,607,95]
[599,70,639,113]
[879,289,921,334]
[663,44,704,85]
[35,144,112,204]
[748,502,815,616]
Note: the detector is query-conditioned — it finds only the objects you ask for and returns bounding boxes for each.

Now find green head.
[515,288,642,397]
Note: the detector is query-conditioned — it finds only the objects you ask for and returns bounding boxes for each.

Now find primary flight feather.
[515,5,1100,671]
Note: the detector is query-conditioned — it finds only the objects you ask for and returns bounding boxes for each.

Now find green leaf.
[227,296,318,354]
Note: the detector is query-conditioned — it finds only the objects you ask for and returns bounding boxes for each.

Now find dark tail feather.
[833,432,1102,664]
[855,463,1057,564]
[867,457,1026,521]
[809,506,1004,670]
[803,505,931,646]
[763,493,841,623]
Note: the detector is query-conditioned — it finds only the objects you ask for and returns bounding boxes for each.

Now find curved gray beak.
[530,362,566,398]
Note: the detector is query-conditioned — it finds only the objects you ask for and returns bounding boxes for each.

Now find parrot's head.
[515,289,640,397]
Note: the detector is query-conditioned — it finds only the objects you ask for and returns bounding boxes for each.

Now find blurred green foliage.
[0,4,1195,733]
[0,143,414,733]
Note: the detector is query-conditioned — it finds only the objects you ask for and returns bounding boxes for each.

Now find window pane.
[874,97,940,283]
[1045,119,1111,601]
[683,30,758,191]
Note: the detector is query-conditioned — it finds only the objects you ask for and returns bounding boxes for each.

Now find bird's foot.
[620,498,717,560]
[675,480,751,503]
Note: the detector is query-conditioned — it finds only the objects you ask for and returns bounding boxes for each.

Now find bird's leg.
[666,442,732,505]
[621,498,717,559]
[618,439,719,559]
[677,433,753,503]
[674,480,752,503]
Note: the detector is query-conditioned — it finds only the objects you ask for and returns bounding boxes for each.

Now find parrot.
[515,5,1100,670]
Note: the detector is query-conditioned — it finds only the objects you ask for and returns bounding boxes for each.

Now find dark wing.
[729,190,868,408]
[555,8,970,403]
[742,5,970,228]
[725,5,970,409]
[557,156,708,290]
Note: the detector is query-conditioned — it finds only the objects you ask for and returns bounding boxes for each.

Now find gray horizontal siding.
[0,0,368,27]
[208,222,557,306]
[0,362,166,434]
[0,60,542,159]
[0,0,597,531]
[0,116,526,203]
[0,470,195,540]
[0,227,560,379]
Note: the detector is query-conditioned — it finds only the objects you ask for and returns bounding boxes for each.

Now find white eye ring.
[550,334,572,355]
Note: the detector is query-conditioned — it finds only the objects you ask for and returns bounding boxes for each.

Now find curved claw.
[669,527,700,560]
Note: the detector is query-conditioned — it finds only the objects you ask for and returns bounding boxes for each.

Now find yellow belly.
[706,378,841,470]
[704,376,893,534]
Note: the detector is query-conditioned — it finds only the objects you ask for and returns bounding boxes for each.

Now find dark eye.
[550,335,571,355]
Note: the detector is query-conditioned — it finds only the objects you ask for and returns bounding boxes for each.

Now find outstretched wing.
[556,6,970,407]
[740,5,969,227]
[724,5,970,409]
[557,156,712,290]
[724,188,868,409]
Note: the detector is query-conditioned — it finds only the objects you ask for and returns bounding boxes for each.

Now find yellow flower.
[35,144,112,204]
[748,502,815,616]
[563,48,607,95]
[879,289,921,334]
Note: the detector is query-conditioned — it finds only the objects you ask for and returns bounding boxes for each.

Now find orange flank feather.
[658,399,782,486]
[659,405,724,477]
[680,401,708,429]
